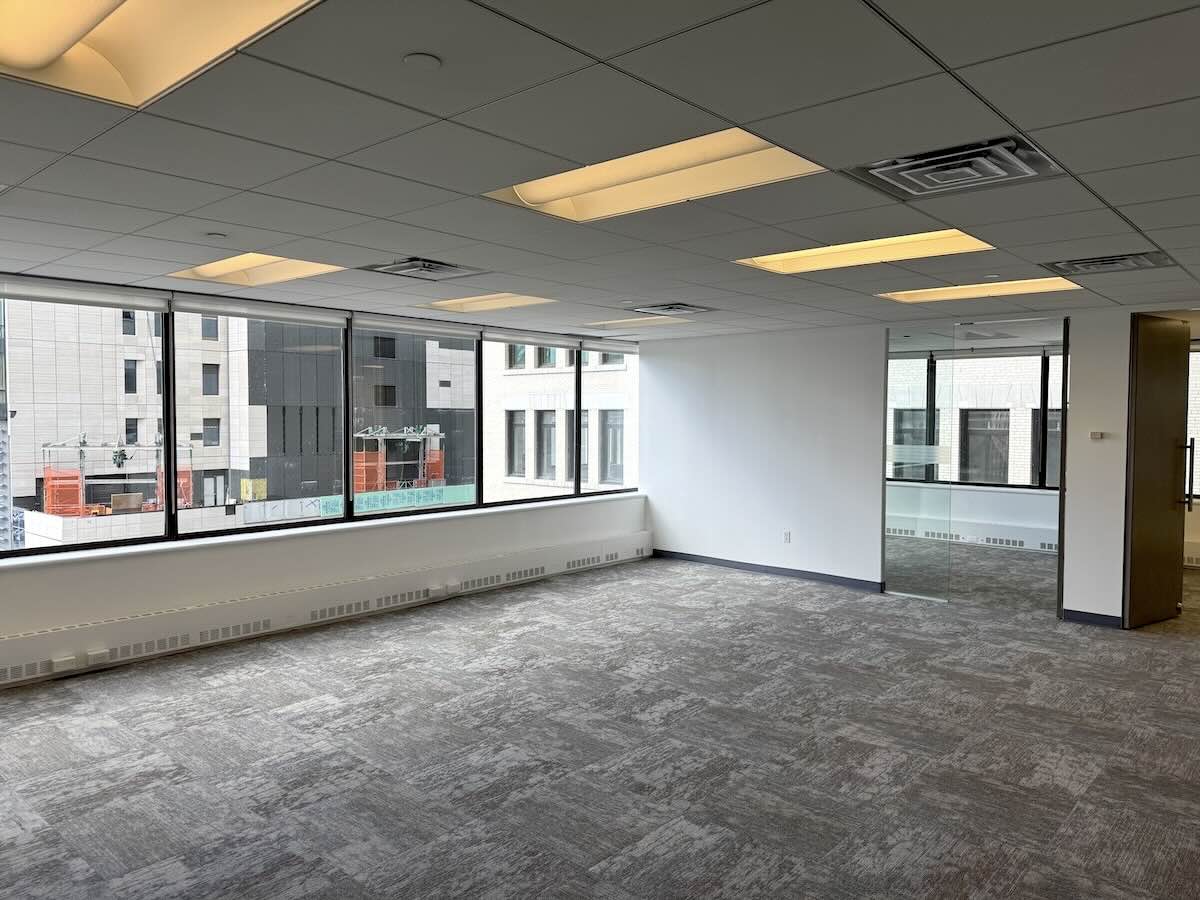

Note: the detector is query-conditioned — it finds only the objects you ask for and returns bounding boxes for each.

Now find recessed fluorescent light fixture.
[878,276,1082,304]
[169,253,343,287]
[586,315,687,327]
[736,229,993,275]
[486,128,824,222]
[0,0,318,107]
[428,293,556,313]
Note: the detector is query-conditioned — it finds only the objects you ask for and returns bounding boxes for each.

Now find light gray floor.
[885,536,1059,609]
[3,558,1200,899]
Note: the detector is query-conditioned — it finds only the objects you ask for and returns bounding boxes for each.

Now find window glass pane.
[200,316,219,341]
[959,409,1011,483]
[506,344,525,369]
[583,352,638,491]
[536,346,555,368]
[886,357,935,481]
[174,312,344,533]
[352,327,476,515]
[484,341,576,501]
[1,300,165,551]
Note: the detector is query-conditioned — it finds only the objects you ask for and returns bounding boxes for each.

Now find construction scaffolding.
[353,425,446,494]
[38,436,194,517]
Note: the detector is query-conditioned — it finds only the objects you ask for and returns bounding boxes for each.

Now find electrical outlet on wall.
[783,530,792,544]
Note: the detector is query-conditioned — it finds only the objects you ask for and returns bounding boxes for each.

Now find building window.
[156,361,163,395]
[154,314,162,338]
[200,316,219,341]
[580,410,589,483]
[565,410,576,483]
[537,346,556,368]
[581,351,591,367]
[1032,408,1063,488]
[506,410,525,476]
[892,408,937,480]
[122,310,136,335]
[125,418,138,445]
[202,418,220,447]
[600,410,624,484]
[202,363,219,396]
[536,410,556,479]
[373,384,396,407]
[438,379,451,388]
[506,344,525,369]
[601,352,624,365]
[959,409,1010,484]
[373,335,395,359]
[124,359,138,394]
[566,349,577,367]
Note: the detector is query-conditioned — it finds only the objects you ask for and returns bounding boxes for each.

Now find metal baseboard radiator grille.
[0,530,652,689]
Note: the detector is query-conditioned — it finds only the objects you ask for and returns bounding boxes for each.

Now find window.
[580,411,589,483]
[565,410,576,484]
[373,384,397,407]
[125,418,138,445]
[174,312,344,534]
[154,315,162,338]
[581,351,591,367]
[536,410,556,479]
[505,410,525,476]
[203,417,220,447]
[438,379,452,388]
[566,349,577,367]
[600,410,624,484]
[373,335,395,359]
[601,352,624,365]
[124,359,138,394]
[536,346,556,368]
[122,310,135,335]
[200,316,219,341]
[1031,409,1062,488]
[506,344,525,369]
[156,361,163,395]
[959,409,1010,484]
[892,408,937,480]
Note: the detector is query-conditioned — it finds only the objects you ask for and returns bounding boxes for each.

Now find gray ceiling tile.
[51,251,183,276]
[23,156,237,213]
[751,75,1010,169]
[1082,156,1200,206]
[968,209,1134,248]
[27,263,147,284]
[0,79,128,152]
[134,216,300,251]
[1121,196,1200,230]
[91,235,234,264]
[612,0,938,123]
[959,9,1200,129]
[188,193,369,236]
[263,238,389,268]
[0,141,60,184]
[1146,226,1200,250]
[589,202,754,244]
[0,239,74,263]
[0,188,169,232]
[75,114,321,188]
[148,54,434,158]
[782,205,945,245]
[247,0,589,116]
[1009,233,1158,262]
[670,227,820,260]
[911,178,1103,226]
[701,172,892,226]
[344,121,573,194]
[256,162,460,218]
[320,219,477,256]
[0,216,117,250]
[1032,98,1200,173]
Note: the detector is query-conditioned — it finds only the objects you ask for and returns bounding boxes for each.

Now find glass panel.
[1,299,166,551]
[174,312,345,533]
[351,326,476,515]
[483,340,576,501]
[582,350,638,491]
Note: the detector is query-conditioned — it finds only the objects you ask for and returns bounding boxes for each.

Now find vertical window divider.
[162,304,179,539]
[474,340,484,507]
[924,352,937,483]
[342,320,354,520]
[1037,352,1051,489]
[574,349,582,495]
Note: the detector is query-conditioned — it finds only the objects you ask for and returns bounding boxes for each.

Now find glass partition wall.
[884,318,1066,609]
[0,277,639,557]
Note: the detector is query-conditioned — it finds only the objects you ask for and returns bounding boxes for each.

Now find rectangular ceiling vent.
[632,303,712,315]
[1041,251,1176,276]
[852,136,1060,199]
[959,329,1018,342]
[360,258,483,281]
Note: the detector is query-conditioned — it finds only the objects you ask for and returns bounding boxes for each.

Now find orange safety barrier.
[43,467,84,516]
[353,449,386,493]
[426,448,444,481]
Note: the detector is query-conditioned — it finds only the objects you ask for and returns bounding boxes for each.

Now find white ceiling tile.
[899,261,1049,283]
[898,249,1043,276]
[911,178,1103,227]
[782,205,945,244]
[1009,234,1158,263]
[456,65,724,164]
[481,0,758,58]
[581,245,715,273]
[612,0,938,123]
[752,75,1009,170]
[959,9,1200,129]
[130,276,242,294]
[149,54,433,158]
[0,141,60,184]
[1120,196,1200,231]
[0,79,129,152]
[0,239,74,263]
[92,235,233,264]
[247,0,589,116]
[669,226,819,260]
[0,188,171,232]
[1072,268,1198,290]
[1032,98,1200,173]
[1082,156,1200,206]
[189,192,369,236]
[875,0,1195,67]
[75,114,321,189]
[51,251,182,276]
[435,242,566,273]
[22,156,237,213]
[999,290,1115,311]
[1146,226,1200,250]
[0,256,41,272]
[134,216,299,251]
[319,219,476,256]
[590,202,755,244]
[344,121,573,194]
[700,172,892,225]
[660,260,762,285]
[1100,282,1200,303]
[26,263,146,284]
[263,238,392,268]
[256,162,459,218]
[968,209,1134,248]
[0,215,118,250]
[803,262,939,288]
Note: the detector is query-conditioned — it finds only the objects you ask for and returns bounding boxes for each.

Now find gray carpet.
[885,536,1060,609]
[3,558,1200,899]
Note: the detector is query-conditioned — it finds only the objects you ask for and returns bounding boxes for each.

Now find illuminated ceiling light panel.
[878,276,1082,304]
[586,315,688,327]
[169,253,343,287]
[735,229,993,274]
[486,128,824,222]
[0,0,318,107]
[428,293,556,313]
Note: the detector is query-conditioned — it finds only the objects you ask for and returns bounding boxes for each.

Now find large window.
[173,311,345,534]
[583,350,638,492]
[351,325,476,515]
[535,410,556,479]
[600,410,624,484]
[505,411,525,477]
[959,409,1010,484]
[892,408,937,480]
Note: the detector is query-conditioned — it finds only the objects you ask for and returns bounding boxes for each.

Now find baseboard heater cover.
[1061,609,1122,628]
[0,530,652,689]
[653,549,882,592]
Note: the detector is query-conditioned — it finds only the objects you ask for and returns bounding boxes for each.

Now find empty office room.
[3,1,1200,897]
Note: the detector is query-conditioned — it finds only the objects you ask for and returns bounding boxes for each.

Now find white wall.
[886,481,1059,550]
[640,326,887,585]
[1060,309,1131,620]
